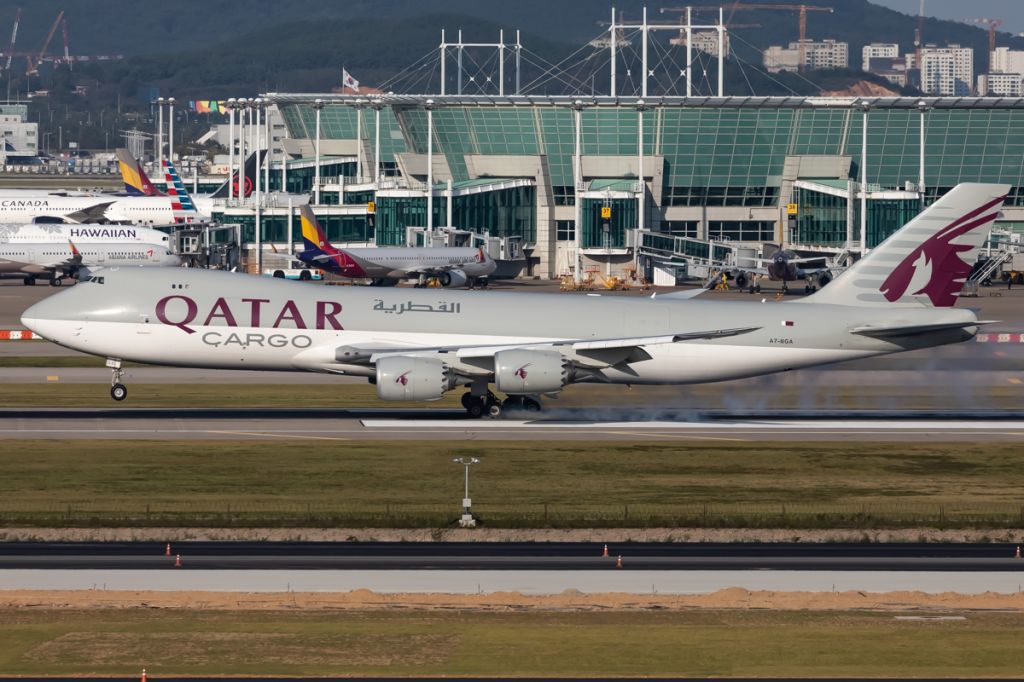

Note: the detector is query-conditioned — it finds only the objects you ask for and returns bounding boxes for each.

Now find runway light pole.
[453,456,480,528]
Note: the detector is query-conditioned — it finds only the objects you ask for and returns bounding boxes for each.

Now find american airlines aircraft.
[21,184,1005,415]
[297,205,496,287]
[0,224,179,285]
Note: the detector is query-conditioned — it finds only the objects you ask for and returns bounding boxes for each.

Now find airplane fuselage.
[0,196,199,224]
[22,268,977,387]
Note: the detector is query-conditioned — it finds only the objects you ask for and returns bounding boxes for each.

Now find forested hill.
[8,0,1021,150]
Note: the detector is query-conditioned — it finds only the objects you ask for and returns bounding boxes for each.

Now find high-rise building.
[990,47,1024,75]
[862,43,899,71]
[764,39,848,73]
[919,45,974,95]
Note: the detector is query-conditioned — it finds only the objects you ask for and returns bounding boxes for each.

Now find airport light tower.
[453,456,480,527]
[312,98,324,205]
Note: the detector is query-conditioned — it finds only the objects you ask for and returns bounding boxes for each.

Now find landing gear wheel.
[49,277,63,287]
[488,403,503,418]
[522,397,542,412]
[804,285,811,294]
[748,285,756,294]
[502,396,524,410]
[110,383,128,401]
[23,276,35,286]
[755,285,761,293]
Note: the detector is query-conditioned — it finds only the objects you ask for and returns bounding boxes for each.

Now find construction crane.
[25,10,64,76]
[4,7,20,73]
[963,17,1003,57]
[662,4,833,71]
[61,16,70,69]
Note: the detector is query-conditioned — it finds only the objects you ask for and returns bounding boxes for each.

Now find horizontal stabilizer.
[849,320,995,338]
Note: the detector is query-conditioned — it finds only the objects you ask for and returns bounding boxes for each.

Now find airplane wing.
[323,326,761,374]
[63,201,116,224]
[36,240,83,274]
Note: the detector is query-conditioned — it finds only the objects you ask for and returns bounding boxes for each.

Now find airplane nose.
[20,287,87,342]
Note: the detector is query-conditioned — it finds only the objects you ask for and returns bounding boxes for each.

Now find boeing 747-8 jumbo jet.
[21,184,1005,416]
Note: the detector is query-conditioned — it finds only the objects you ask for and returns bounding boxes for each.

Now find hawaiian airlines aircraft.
[21,184,1005,415]
[0,224,178,285]
[297,205,496,287]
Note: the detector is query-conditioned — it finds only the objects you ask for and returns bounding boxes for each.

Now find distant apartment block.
[978,72,1023,96]
[0,104,38,164]
[919,44,974,96]
[862,43,899,71]
[763,39,848,73]
[990,47,1024,76]
[670,29,728,57]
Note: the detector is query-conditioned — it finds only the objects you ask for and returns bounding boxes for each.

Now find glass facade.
[793,187,925,248]
[213,212,372,245]
[581,198,636,249]
[273,100,1024,251]
[708,221,776,242]
[376,186,537,246]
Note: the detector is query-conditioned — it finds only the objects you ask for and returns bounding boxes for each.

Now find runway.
[0,407,1023,441]
[2,542,1022,594]
[1,541,1020,571]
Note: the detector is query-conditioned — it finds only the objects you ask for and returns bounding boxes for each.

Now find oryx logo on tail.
[879,194,1006,307]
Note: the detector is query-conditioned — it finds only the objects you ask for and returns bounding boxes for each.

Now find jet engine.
[816,271,832,288]
[494,349,571,395]
[375,355,456,401]
[438,270,469,288]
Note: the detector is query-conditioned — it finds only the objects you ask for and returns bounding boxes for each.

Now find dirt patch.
[1,527,1021,543]
[5,588,1024,613]
[24,630,457,667]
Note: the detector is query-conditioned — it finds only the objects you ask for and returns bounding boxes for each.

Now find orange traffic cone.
[602,544,609,558]
[174,554,182,568]
[1016,545,1021,559]
[141,669,147,682]
[165,543,171,556]
[615,555,623,569]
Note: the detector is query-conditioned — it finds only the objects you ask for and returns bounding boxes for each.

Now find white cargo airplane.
[21,184,1005,415]
[0,224,178,285]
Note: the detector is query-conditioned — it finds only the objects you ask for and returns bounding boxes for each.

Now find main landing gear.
[108,359,127,401]
[461,391,541,418]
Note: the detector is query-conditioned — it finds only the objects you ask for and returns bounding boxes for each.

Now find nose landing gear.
[108,359,127,401]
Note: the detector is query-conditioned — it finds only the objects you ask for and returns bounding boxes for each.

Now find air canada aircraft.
[21,184,1006,416]
[297,205,496,287]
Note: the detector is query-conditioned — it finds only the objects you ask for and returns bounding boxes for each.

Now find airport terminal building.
[259,94,1024,279]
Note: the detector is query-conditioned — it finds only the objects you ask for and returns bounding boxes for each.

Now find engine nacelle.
[438,270,469,288]
[494,349,570,395]
[375,355,454,401]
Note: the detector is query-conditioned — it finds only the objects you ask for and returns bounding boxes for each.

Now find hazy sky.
[871,0,1024,34]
